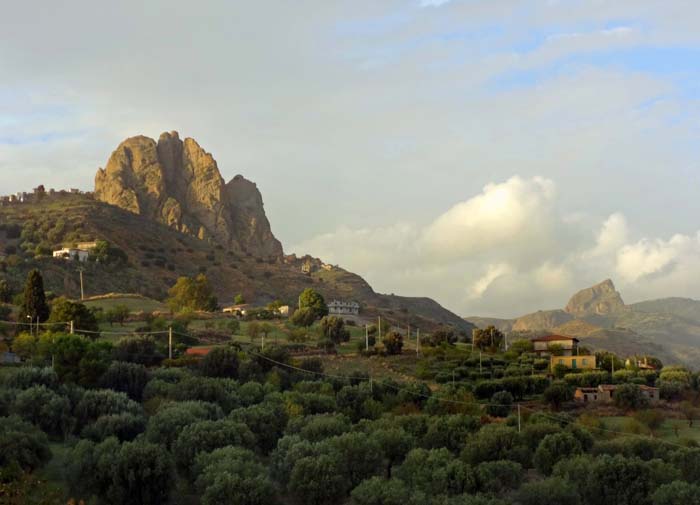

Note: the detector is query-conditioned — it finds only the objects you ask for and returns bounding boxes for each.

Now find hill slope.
[0,194,473,333]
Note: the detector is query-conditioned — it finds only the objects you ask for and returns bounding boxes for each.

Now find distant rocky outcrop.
[95,131,282,257]
[512,309,573,332]
[564,279,626,317]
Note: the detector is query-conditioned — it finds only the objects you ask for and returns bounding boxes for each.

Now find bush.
[475,460,523,493]
[200,347,239,378]
[99,361,149,401]
[518,477,580,505]
[81,413,147,442]
[487,391,514,418]
[0,415,51,472]
[11,385,73,438]
[613,384,649,410]
[534,432,583,475]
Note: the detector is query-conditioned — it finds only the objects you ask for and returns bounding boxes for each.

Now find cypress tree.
[21,269,50,323]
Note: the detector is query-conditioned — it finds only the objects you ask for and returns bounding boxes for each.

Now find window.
[582,359,588,365]
[558,359,564,365]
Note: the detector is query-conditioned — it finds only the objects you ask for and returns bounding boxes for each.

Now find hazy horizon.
[2,0,699,317]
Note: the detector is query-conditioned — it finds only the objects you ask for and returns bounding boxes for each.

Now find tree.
[680,401,698,428]
[544,382,573,410]
[487,391,514,418]
[234,293,245,305]
[11,385,73,438]
[290,307,316,327]
[99,361,149,400]
[105,304,130,326]
[48,297,99,334]
[350,477,411,505]
[370,428,414,478]
[383,331,404,355]
[320,316,350,344]
[652,481,700,505]
[614,384,649,410]
[75,389,143,430]
[81,413,146,442]
[298,288,328,320]
[534,432,582,475]
[428,327,457,347]
[172,419,256,475]
[517,477,580,505]
[472,326,504,351]
[396,448,476,496]
[200,347,239,379]
[90,240,128,265]
[113,335,163,366]
[108,441,175,505]
[20,269,50,323]
[225,318,240,335]
[0,279,12,303]
[194,447,276,505]
[0,415,51,472]
[289,454,347,505]
[475,460,524,493]
[145,401,223,448]
[247,321,262,343]
[167,274,218,313]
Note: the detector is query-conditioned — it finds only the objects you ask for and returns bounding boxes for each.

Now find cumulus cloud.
[294,176,700,317]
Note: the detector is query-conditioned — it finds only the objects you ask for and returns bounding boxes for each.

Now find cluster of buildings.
[52,241,98,262]
[0,186,87,206]
[328,299,360,316]
[530,334,661,404]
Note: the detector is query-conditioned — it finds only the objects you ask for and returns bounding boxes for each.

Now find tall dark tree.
[20,269,50,323]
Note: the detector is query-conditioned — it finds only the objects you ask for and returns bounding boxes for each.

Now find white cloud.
[295,176,700,316]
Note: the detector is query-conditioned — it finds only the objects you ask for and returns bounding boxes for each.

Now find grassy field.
[602,415,700,443]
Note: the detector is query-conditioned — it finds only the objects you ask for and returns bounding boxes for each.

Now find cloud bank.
[294,176,700,317]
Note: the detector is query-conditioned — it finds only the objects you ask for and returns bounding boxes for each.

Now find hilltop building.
[328,300,360,316]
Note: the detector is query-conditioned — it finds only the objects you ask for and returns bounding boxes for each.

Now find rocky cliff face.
[564,279,626,317]
[95,131,282,257]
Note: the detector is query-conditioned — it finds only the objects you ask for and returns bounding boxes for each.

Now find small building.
[277,305,290,317]
[53,248,90,262]
[574,387,609,403]
[532,335,579,356]
[625,356,656,371]
[1,352,21,364]
[222,304,250,316]
[551,354,596,372]
[328,300,360,316]
[575,384,660,404]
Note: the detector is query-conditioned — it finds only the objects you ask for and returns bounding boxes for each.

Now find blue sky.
[1,0,699,315]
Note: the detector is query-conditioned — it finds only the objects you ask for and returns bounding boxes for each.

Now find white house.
[328,300,360,316]
[53,248,90,262]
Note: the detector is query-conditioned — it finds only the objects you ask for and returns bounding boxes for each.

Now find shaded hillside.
[0,194,472,333]
[577,328,677,366]
[512,310,573,332]
[630,297,700,325]
[464,316,514,332]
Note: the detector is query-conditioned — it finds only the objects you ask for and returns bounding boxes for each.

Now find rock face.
[95,131,283,257]
[565,279,626,317]
[512,309,574,332]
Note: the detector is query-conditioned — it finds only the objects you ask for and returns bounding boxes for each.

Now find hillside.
[0,193,473,333]
[467,279,700,366]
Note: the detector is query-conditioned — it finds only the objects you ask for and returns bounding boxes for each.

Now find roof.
[576,387,599,393]
[531,335,579,343]
[185,347,213,356]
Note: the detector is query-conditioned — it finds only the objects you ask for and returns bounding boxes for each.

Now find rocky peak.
[95,131,283,257]
[565,279,626,317]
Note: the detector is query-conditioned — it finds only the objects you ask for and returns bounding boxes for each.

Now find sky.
[1,0,699,317]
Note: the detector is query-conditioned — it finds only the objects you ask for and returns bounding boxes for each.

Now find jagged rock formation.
[564,279,626,317]
[95,131,282,257]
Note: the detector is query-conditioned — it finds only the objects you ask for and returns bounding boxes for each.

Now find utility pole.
[26,315,32,337]
[69,321,74,334]
[168,326,173,360]
[78,267,85,301]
